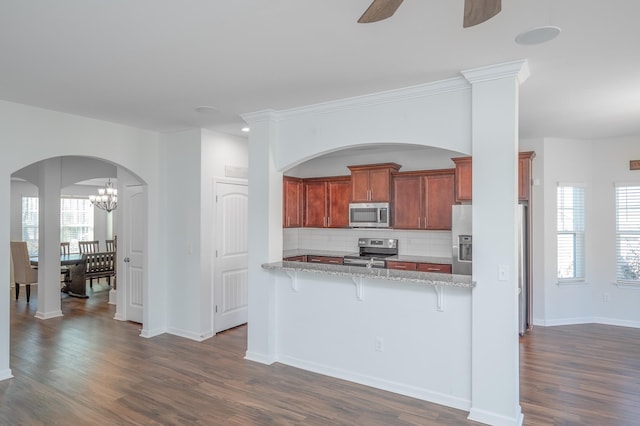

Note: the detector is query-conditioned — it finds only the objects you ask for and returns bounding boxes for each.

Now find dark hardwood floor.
[3,285,640,425]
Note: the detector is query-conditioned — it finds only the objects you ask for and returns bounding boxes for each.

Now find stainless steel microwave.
[349,202,390,228]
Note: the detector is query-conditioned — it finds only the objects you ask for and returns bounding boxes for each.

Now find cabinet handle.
[329,260,340,264]
[328,217,331,226]
[427,268,440,271]
[310,258,321,262]
[418,217,420,228]
[395,265,406,269]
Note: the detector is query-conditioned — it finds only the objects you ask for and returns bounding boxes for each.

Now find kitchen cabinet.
[284,255,306,262]
[283,176,303,228]
[451,156,472,202]
[348,163,400,202]
[392,169,455,230]
[303,176,350,228]
[307,255,343,265]
[386,261,417,271]
[416,263,452,273]
[452,152,535,202]
[387,261,452,273]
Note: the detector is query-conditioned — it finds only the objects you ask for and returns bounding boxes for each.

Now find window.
[557,185,585,281]
[616,185,640,284]
[21,196,94,255]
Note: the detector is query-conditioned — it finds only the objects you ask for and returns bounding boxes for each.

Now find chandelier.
[89,179,118,213]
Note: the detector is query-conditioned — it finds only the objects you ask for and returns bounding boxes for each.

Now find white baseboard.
[166,327,214,342]
[533,316,640,329]
[34,310,63,320]
[244,351,277,365]
[278,354,471,412]
[0,369,13,381]
[140,327,165,338]
[468,406,523,426]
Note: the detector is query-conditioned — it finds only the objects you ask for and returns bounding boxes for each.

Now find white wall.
[0,99,162,380]
[245,62,528,426]
[160,128,249,340]
[524,136,640,327]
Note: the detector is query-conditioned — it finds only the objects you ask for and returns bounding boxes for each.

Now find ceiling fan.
[358,0,501,28]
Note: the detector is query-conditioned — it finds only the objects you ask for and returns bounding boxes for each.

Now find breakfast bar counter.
[262,261,474,289]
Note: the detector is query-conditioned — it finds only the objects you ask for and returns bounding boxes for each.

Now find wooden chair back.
[79,240,100,254]
[60,242,71,255]
[105,239,116,252]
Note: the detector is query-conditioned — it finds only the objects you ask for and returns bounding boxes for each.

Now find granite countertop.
[262,261,474,288]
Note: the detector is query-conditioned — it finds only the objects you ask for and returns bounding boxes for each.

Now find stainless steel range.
[343,238,398,268]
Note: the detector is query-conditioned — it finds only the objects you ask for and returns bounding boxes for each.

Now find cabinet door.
[417,263,452,273]
[386,261,417,271]
[328,179,351,228]
[369,168,391,202]
[518,152,534,201]
[303,181,327,228]
[453,157,472,202]
[283,177,303,228]
[350,170,371,202]
[307,255,343,265]
[423,173,454,230]
[392,175,421,229]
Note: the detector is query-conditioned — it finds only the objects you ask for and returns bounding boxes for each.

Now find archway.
[5,155,148,377]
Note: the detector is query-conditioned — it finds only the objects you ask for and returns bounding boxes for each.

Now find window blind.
[557,185,585,280]
[616,185,640,283]
[21,196,95,255]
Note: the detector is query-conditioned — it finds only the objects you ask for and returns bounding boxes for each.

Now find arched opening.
[7,155,147,368]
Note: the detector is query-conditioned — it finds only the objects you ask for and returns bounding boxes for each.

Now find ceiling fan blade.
[358,0,404,23]
[463,0,501,28]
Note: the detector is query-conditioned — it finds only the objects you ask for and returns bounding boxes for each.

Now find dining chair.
[105,239,115,252]
[78,240,100,254]
[60,242,71,287]
[79,240,100,287]
[105,236,117,289]
[10,241,38,303]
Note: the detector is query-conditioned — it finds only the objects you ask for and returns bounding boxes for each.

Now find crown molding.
[461,59,530,85]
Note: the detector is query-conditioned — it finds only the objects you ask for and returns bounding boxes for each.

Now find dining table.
[30,253,89,298]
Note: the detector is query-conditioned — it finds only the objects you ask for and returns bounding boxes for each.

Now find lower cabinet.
[284,255,306,262]
[387,261,452,274]
[307,255,343,265]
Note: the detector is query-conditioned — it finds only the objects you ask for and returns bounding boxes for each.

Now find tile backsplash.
[283,227,452,258]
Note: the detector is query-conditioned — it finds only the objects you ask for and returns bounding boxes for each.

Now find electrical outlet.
[375,336,384,352]
[603,292,610,302]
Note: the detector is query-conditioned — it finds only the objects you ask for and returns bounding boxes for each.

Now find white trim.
[468,407,523,426]
[139,326,165,338]
[556,279,589,287]
[278,354,471,412]
[615,281,640,289]
[244,351,277,365]
[34,310,63,320]
[0,369,13,381]
[166,327,214,342]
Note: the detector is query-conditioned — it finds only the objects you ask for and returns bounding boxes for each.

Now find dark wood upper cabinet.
[283,176,303,228]
[452,152,535,202]
[348,163,401,202]
[392,169,455,230]
[303,176,351,228]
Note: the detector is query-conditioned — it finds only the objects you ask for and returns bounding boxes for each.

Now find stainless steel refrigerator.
[452,204,472,275]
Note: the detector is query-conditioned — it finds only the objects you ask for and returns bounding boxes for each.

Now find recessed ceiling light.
[195,106,218,114]
[515,26,561,45]
[241,127,250,133]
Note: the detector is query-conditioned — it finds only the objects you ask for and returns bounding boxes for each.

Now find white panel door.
[214,181,248,333]
[124,185,145,324]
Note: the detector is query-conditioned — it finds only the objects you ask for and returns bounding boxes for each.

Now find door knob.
[124,257,130,263]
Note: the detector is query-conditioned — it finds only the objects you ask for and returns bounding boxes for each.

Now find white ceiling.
[1,1,638,140]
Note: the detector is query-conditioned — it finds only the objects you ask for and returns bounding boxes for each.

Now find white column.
[0,177,13,380]
[462,60,529,426]
[35,158,63,319]
[242,110,282,364]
